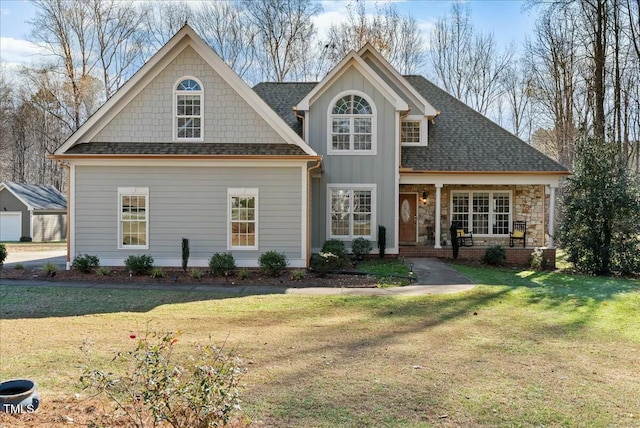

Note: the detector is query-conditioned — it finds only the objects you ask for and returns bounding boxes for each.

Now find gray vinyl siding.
[307,66,397,250]
[93,46,285,145]
[33,212,67,242]
[0,188,30,238]
[363,57,423,115]
[74,165,303,266]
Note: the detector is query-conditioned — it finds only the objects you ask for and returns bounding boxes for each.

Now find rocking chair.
[509,221,527,248]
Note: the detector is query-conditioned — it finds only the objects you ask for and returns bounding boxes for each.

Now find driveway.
[3,248,67,268]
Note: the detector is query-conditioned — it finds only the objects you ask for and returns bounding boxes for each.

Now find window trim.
[327,91,377,155]
[117,187,149,250]
[227,188,259,251]
[173,76,204,142]
[400,115,427,146]
[450,190,512,236]
[326,184,377,240]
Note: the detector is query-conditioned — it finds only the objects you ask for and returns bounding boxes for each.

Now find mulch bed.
[0,266,379,288]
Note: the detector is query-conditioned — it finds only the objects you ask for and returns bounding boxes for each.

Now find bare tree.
[191,2,257,79]
[242,0,322,82]
[324,0,426,75]
[428,3,513,116]
[500,59,534,140]
[139,1,193,56]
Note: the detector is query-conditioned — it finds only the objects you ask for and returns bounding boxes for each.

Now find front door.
[399,193,417,244]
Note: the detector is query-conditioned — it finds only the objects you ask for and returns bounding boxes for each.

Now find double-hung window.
[118,187,149,249]
[328,185,376,239]
[174,77,203,140]
[451,191,511,235]
[328,92,376,154]
[228,188,258,250]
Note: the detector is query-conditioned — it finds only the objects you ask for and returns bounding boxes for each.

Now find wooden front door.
[399,193,417,243]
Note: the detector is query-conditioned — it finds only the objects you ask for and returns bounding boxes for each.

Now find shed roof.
[1,181,67,210]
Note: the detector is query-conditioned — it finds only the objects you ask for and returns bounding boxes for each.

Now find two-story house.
[52,25,568,269]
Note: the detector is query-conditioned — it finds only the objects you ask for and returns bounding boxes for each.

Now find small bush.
[529,248,549,271]
[482,245,506,266]
[151,267,166,278]
[209,252,236,276]
[321,239,349,269]
[124,254,154,275]
[238,268,250,280]
[80,331,244,428]
[259,251,288,276]
[351,237,372,260]
[189,269,203,280]
[310,252,343,277]
[14,263,24,270]
[378,225,387,258]
[181,238,190,272]
[19,236,32,242]
[43,262,57,276]
[0,244,7,267]
[291,269,306,281]
[72,254,100,273]
[96,266,111,276]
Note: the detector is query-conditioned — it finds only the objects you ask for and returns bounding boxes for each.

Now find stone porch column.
[547,185,557,248]
[434,184,443,248]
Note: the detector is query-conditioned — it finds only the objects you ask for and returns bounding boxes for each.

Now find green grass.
[1,267,639,427]
[356,258,412,286]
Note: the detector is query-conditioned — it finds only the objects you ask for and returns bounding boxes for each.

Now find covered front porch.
[397,172,561,266]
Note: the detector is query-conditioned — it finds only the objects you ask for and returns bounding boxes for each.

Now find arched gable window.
[328,92,376,154]
[174,77,203,140]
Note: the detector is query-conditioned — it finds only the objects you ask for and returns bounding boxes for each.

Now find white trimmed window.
[118,187,149,249]
[328,185,376,239]
[451,191,511,235]
[174,77,203,140]
[228,188,258,250]
[401,116,426,145]
[328,92,376,154]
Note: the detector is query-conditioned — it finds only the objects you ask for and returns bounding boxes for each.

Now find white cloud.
[0,37,48,66]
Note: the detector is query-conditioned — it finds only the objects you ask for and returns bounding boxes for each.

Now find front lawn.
[1,266,639,427]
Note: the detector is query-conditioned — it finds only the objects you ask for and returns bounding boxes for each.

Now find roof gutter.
[293,106,305,141]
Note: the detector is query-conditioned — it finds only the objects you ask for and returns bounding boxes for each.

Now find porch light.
[421,192,428,203]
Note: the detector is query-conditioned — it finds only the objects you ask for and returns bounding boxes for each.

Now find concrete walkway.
[1,258,475,296]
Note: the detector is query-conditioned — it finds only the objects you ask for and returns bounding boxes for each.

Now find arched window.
[174,77,203,140]
[328,92,376,154]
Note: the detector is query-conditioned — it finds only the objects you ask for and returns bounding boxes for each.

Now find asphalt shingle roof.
[253,82,317,136]
[2,181,67,210]
[65,142,309,156]
[253,77,568,173]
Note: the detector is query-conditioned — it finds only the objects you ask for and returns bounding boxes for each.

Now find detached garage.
[0,181,67,242]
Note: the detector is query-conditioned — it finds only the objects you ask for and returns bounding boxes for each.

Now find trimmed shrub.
[259,251,288,276]
[482,245,506,266]
[19,236,32,242]
[0,244,6,267]
[124,254,154,275]
[209,252,236,276]
[310,252,343,277]
[72,254,100,273]
[181,238,190,272]
[351,237,372,260]
[378,225,386,258]
[14,263,24,270]
[321,239,349,269]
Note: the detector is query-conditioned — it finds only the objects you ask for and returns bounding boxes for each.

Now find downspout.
[59,160,71,270]
[306,158,322,267]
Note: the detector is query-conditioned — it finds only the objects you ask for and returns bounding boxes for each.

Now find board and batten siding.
[93,45,284,145]
[307,65,398,252]
[73,165,304,267]
[33,212,66,242]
